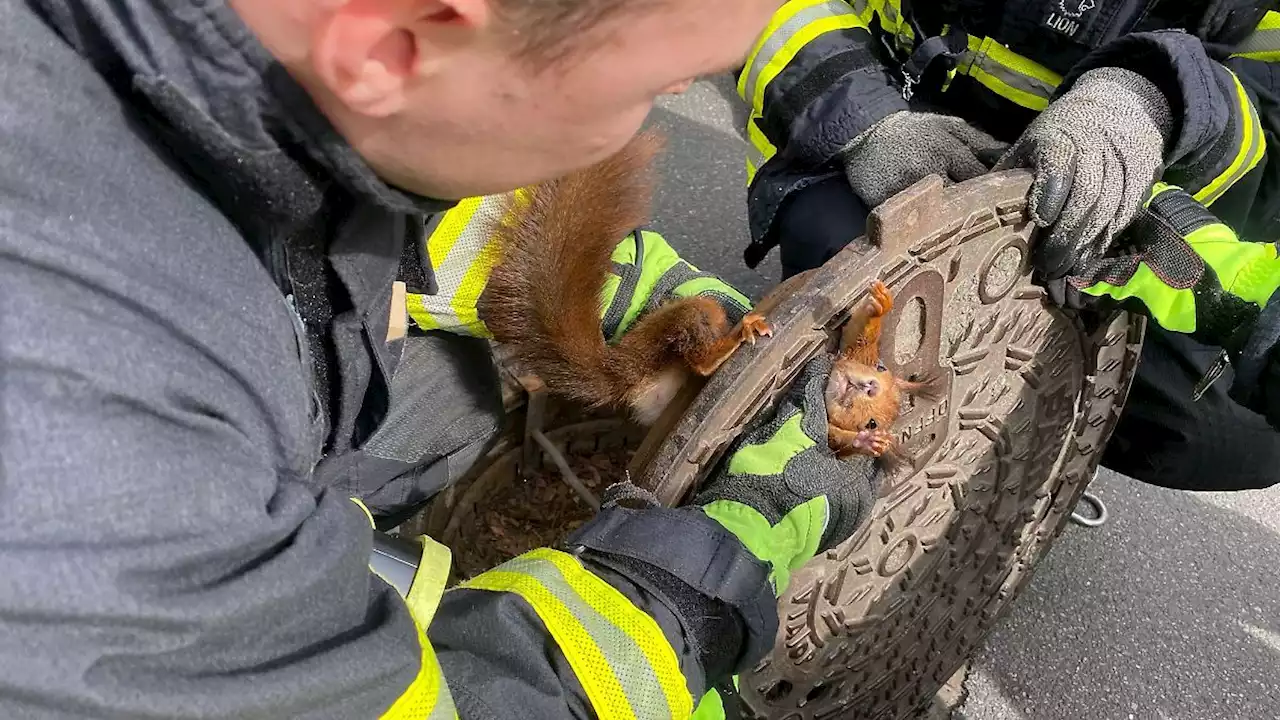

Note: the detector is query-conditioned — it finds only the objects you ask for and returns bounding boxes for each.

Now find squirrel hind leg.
[627,365,689,425]
[615,297,771,421]
[678,300,771,377]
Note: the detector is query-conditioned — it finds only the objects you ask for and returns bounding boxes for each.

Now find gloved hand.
[994,66,1175,280]
[1058,183,1280,359]
[602,229,753,343]
[693,354,882,594]
[839,111,1009,208]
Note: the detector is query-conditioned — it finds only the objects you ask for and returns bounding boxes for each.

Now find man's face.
[260,0,779,200]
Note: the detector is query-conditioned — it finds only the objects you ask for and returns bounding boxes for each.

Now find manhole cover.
[631,170,1144,720]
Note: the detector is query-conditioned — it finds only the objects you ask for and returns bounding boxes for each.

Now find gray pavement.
[652,77,1280,720]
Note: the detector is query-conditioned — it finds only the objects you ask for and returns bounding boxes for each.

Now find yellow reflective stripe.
[349,498,376,528]
[738,0,841,101]
[460,548,693,720]
[406,292,442,332]
[955,36,1062,111]
[410,191,530,337]
[745,113,775,184]
[529,550,692,719]
[407,195,486,334]
[1193,70,1267,207]
[380,612,459,720]
[431,197,483,270]
[447,238,502,337]
[380,537,458,720]
[1231,11,1280,61]
[405,536,452,631]
[742,3,869,118]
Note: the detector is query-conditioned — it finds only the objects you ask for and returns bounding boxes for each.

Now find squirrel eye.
[865,419,878,430]
[876,361,886,372]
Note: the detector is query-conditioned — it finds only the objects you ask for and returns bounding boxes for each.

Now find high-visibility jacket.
[739,0,1280,433]
[403,191,752,341]
[0,2,777,719]
[739,0,1280,269]
[354,500,773,720]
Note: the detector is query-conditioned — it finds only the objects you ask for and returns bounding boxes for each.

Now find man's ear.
[311,0,491,118]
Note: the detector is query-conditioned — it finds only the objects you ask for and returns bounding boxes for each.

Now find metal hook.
[1070,491,1108,528]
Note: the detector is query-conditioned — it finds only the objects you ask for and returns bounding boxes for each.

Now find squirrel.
[479,130,772,425]
[825,281,940,464]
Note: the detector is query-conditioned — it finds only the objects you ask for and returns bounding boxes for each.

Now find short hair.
[491,0,629,65]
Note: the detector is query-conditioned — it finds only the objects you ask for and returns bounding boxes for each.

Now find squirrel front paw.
[829,427,895,458]
[869,281,894,318]
[740,312,773,345]
[853,429,893,458]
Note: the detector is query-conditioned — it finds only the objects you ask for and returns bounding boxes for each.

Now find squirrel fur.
[826,281,942,464]
[479,130,770,425]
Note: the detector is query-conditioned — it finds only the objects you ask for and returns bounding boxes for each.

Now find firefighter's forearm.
[738,0,906,181]
[428,504,775,719]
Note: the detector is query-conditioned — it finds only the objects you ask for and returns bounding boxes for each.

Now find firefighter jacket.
[738,0,1280,428]
[0,1,775,718]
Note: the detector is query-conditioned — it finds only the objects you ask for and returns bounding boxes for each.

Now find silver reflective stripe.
[416,194,511,334]
[1234,28,1280,58]
[954,41,1059,109]
[498,556,676,720]
[427,686,457,720]
[741,0,856,107]
[745,138,768,174]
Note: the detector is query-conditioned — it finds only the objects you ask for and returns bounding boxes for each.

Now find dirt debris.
[452,445,635,578]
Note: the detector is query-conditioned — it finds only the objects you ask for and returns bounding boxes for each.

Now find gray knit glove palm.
[994,67,1175,280]
[839,111,1009,207]
[693,355,882,595]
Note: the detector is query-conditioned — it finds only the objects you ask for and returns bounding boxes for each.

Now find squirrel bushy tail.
[481,131,666,411]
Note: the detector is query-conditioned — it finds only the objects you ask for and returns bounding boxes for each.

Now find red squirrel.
[826,281,939,462]
[479,131,772,425]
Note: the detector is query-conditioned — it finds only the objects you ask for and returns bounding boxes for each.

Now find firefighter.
[738,0,1280,491]
[0,0,879,718]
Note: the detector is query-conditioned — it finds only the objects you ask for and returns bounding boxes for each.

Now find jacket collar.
[27,0,452,220]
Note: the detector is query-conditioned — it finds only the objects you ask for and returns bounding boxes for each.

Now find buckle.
[897,27,969,101]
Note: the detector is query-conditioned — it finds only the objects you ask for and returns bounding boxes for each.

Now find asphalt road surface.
[650,76,1280,720]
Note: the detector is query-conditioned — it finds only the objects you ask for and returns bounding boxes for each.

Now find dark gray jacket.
[0,0,771,717]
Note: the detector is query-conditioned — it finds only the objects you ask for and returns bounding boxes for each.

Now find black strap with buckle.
[897,26,969,100]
